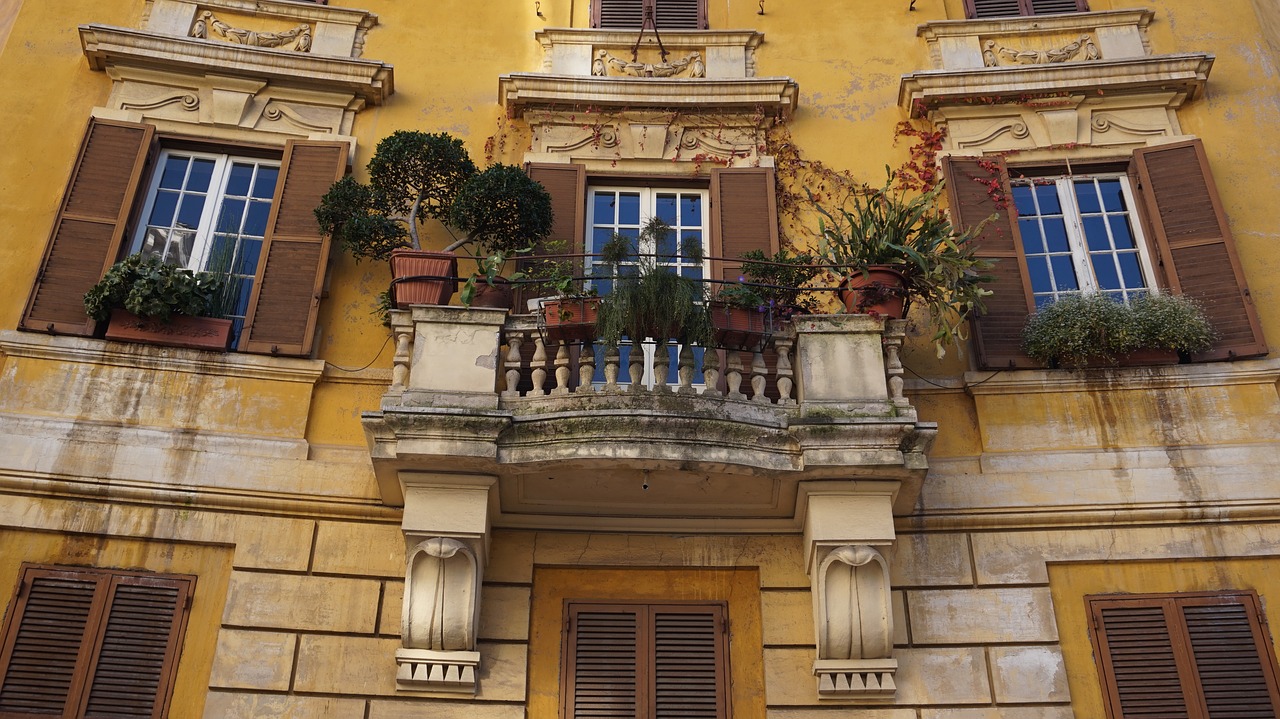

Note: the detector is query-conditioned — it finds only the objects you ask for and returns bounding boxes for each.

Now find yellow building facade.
[0,0,1278,717]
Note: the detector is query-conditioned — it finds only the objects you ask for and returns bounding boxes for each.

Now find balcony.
[363,306,937,532]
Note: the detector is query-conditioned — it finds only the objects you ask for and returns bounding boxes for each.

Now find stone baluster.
[552,343,571,395]
[603,345,622,392]
[883,319,908,409]
[578,342,596,393]
[775,336,795,405]
[502,330,525,398]
[725,351,746,400]
[750,349,769,403]
[676,344,696,394]
[653,340,670,393]
[701,348,722,397]
[391,314,413,390]
[628,345,645,391]
[530,335,549,395]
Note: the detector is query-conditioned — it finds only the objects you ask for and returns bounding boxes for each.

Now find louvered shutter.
[1131,140,1267,361]
[240,140,348,357]
[709,167,780,284]
[564,602,728,719]
[594,0,706,29]
[943,157,1037,369]
[21,119,154,336]
[966,0,1086,17]
[0,566,193,719]
[652,606,727,719]
[523,163,586,307]
[1088,592,1280,719]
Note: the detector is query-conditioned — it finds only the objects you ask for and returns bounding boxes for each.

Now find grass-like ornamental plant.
[812,167,995,358]
[84,254,227,323]
[1022,292,1215,368]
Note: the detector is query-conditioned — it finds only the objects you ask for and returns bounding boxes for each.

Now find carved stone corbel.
[397,537,483,693]
[801,482,899,701]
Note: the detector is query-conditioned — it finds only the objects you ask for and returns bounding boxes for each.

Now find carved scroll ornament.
[402,537,480,652]
[190,11,313,52]
[983,34,1099,67]
[816,545,893,661]
[593,49,706,78]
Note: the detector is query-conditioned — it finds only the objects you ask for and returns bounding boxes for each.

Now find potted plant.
[314,131,553,309]
[1021,292,1214,369]
[84,254,235,351]
[813,167,995,358]
[711,248,820,351]
[594,218,712,351]
[523,238,601,343]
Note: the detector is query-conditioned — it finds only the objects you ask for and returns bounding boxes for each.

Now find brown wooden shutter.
[655,0,706,29]
[1088,591,1280,719]
[240,140,348,356]
[966,0,1086,17]
[523,163,586,307]
[594,0,706,29]
[0,565,193,719]
[943,156,1036,369]
[563,602,728,719]
[710,167,780,286]
[1132,140,1267,361]
[21,118,154,336]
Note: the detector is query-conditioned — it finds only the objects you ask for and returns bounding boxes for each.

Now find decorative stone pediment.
[915,9,1154,71]
[499,28,797,119]
[79,2,389,144]
[522,108,771,168]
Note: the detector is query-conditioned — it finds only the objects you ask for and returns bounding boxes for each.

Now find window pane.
[1118,253,1144,288]
[1074,181,1102,213]
[148,191,179,226]
[1034,184,1061,215]
[252,166,279,200]
[682,266,703,280]
[681,231,702,260]
[1012,184,1036,216]
[1099,179,1125,211]
[176,195,206,229]
[618,193,641,225]
[187,158,216,192]
[1109,216,1135,249]
[207,235,236,271]
[1042,218,1070,253]
[655,224,677,260]
[1083,216,1110,252]
[655,193,678,225]
[216,199,246,234]
[238,238,262,275]
[593,192,616,223]
[158,156,189,190]
[226,163,254,197]
[681,195,702,226]
[1050,255,1079,291]
[1019,218,1045,254]
[591,227,614,254]
[1026,256,1053,294]
[244,202,271,237]
[1092,254,1120,290]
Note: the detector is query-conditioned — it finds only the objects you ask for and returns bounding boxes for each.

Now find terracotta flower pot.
[839,267,907,318]
[468,279,515,311]
[540,297,601,344]
[105,309,233,352]
[389,249,458,308]
[708,302,774,351]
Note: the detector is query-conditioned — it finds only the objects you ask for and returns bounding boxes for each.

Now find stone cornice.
[176,0,379,30]
[961,357,1280,395]
[498,72,798,118]
[916,8,1155,40]
[535,28,764,51]
[898,53,1212,116]
[80,24,394,106]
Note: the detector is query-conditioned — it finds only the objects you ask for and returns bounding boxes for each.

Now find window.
[0,564,194,718]
[562,601,729,719]
[20,118,348,356]
[965,0,1087,19]
[1010,172,1155,306]
[592,0,707,29]
[944,140,1267,369]
[131,150,280,343]
[1087,591,1280,718]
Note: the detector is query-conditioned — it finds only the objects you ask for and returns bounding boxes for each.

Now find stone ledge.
[962,357,1280,395]
[499,73,798,118]
[394,648,480,694]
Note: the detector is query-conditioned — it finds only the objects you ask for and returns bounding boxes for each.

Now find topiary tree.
[314,130,553,263]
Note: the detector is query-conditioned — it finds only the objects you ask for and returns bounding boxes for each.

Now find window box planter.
[389,249,458,308]
[540,297,601,344]
[105,309,233,352]
[708,302,774,351]
[839,267,907,319]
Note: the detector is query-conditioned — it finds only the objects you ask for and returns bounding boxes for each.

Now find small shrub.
[1129,293,1215,355]
[84,254,225,324]
[1021,294,1139,368]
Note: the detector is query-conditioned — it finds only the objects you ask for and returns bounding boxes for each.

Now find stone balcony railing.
[363,306,937,528]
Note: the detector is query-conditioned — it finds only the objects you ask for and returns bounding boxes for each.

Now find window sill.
[962,356,1280,395]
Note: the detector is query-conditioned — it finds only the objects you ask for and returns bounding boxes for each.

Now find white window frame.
[1012,172,1158,305]
[129,149,279,275]
[584,185,711,389]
